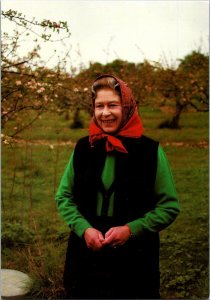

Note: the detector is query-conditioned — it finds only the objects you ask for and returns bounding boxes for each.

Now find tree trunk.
[158,102,186,129]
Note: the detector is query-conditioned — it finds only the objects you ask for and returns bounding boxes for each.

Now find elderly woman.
[55,74,180,299]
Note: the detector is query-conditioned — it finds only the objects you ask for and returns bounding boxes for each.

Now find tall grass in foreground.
[2,108,209,299]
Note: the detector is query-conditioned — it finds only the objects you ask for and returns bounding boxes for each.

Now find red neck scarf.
[89,75,144,153]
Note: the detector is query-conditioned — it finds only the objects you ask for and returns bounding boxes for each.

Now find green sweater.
[55,145,180,237]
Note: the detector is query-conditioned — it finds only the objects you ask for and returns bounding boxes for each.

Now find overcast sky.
[2,0,209,71]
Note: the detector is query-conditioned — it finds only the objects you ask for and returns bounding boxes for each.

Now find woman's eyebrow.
[96,99,121,102]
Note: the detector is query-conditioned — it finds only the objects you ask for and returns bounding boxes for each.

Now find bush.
[2,221,35,248]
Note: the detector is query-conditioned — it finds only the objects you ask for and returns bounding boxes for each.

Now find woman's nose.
[102,106,111,116]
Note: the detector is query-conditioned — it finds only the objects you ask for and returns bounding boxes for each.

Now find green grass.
[2,107,209,299]
[159,146,208,299]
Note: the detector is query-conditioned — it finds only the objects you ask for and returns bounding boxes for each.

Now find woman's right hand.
[84,228,105,251]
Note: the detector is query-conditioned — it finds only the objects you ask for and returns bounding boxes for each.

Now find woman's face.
[94,88,122,134]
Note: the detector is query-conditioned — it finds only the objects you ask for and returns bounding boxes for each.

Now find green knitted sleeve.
[127,145,180,236]
[55,151,92,237]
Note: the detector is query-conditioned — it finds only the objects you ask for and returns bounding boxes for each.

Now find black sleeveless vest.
[64,135,161,298]
[73,135,159,226]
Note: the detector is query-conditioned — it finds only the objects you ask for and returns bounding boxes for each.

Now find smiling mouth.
[101,120,115,124]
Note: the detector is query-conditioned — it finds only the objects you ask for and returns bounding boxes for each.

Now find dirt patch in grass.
[163,140,209,148]
[12,138,75,147]
[12,137,208,148]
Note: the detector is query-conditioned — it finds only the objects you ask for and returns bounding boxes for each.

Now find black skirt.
[63,217,160,299]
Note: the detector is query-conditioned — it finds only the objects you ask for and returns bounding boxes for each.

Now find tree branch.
[11,108,46,137]
[2,60,29,69]
[2,70,35,77]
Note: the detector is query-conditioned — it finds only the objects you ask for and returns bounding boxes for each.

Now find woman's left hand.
[102,225,131,248]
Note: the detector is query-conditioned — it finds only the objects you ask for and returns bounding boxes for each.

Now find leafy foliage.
[2,221,35,248]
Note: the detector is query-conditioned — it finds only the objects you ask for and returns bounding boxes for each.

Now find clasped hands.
[84,225,131,251]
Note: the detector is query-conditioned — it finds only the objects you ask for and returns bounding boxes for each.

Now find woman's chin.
[102,127,117,134]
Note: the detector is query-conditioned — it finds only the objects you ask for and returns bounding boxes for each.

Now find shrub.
[2,221,35,248]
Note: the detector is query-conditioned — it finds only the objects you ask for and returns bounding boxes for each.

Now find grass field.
[2,107,209,299]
